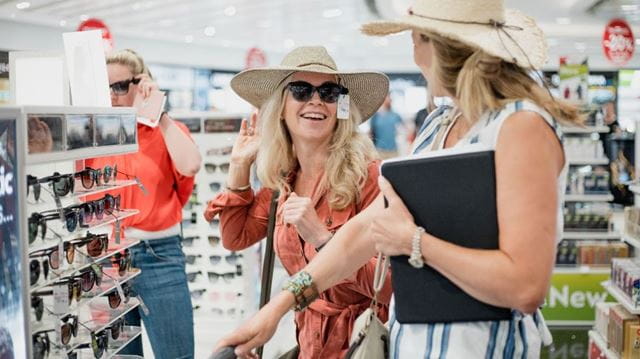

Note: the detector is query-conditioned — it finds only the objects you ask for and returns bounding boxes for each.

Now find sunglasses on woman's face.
[286,81,348,103]
[109,77,141,96]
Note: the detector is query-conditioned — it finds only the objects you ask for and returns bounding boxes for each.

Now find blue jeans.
[119,235,194,359]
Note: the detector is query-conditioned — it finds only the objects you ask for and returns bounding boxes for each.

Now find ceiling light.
[622,4,639,11]
[204,26,216,37]
[224,6,236,16]
[284,39,295,49]
[59,20,67,26]
[574,42,587,52]
[556,17,571,25]
[257,20,272,28]
[143,1,153,8]
[222,40,232,48]
[15,2,30,10]
[322,8,343,18]
[185,35,194,43]
[331,34,342,43]
[636,39,640,46]
[80,14,89,21]
[547,38,559,47]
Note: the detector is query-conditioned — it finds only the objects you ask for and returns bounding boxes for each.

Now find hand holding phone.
[133,89,166,127]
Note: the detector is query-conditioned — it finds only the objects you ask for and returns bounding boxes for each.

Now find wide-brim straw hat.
[361,0,547,69]
[231,46,389,120]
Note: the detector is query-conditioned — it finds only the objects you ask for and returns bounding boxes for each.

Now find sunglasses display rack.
[173,112,278,358]
[0,106,145,359]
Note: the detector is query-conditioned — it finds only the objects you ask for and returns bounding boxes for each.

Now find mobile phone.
[133,89,166,127]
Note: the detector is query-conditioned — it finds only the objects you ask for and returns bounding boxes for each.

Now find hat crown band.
[412,0,506,23]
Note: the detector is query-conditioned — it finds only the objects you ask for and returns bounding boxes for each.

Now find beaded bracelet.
[283,271,319,311]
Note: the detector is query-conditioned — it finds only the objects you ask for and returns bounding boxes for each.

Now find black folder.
[380,148,512,323]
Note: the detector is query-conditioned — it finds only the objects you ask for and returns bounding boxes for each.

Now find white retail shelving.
[602,281,640,315]
[561,231,620,240]
[588,330,619,359]
[565,193,614,202]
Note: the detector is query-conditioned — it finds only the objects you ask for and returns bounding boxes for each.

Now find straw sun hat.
[230,46,389,120]
[362,0,547,69]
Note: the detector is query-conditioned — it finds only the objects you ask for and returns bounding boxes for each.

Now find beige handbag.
[345,253,390,359]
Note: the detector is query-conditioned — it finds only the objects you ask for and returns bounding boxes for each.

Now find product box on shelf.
[596,302,619,342]
[608,304,640,356]
[623,323,640,359]
[589,338,606,359]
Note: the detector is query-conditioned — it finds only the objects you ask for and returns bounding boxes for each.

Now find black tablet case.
[380,150,512,323]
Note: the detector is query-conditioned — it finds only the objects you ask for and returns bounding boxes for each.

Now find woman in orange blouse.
[87,49,201,359]
[204,46,392,358]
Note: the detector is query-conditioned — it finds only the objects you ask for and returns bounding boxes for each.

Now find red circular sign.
[245,47,267,69]
[602,18,635,66]
[77,18,114,53]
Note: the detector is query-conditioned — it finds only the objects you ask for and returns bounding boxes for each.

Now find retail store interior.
[1,0,640,358]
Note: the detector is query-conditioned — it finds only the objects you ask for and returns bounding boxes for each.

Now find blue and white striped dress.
[389,100,567,358]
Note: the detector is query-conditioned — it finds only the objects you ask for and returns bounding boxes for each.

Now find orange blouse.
[86,122,194,231]
[204,161,392,358]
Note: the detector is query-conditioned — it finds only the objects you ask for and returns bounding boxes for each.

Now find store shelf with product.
[554,266,611,274]
[567,158,610,165]
[562,231,621,240]
[588,330,620,359]
[2,105,145,358]
[562,126,611,134]
[565,194,614,202]
[602,281,640,315]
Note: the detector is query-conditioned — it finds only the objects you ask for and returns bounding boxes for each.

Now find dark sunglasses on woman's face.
[286,81,348,103]
[109,77,141,96]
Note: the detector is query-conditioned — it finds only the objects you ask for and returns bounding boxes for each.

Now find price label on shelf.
[53,283,69,315]
[114,217,121,245]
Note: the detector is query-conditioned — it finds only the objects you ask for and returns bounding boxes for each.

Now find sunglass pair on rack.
[28,193,121,244]
[33,317,126,359]
[182,235,223,248]
[27,165,118,202]
[190,289,242,302]
[184,252,243,266]
[31,250,132,304]
[187,266,243,284]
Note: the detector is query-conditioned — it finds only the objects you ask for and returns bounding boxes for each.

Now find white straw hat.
[230,46,389,120]
[361,0,547,69]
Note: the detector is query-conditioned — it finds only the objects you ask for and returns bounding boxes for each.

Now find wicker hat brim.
[361,9,547,69]
[231,65,389,121]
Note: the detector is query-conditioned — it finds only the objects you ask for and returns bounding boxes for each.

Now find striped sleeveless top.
[389,100,567,358]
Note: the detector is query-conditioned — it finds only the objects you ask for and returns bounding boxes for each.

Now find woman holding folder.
[215,0,582,357]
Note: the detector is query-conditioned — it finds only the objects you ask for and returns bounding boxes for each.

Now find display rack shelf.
[567,158,610,165]
[565,194,614,202]
[107,326,143,359]
[588,330,619,359]
[630,185,640,195]
[30,237,141,293]
[28,180,139,207]
[562,126,610,134]
[65,298,141,354]
[561,231,621,240]
[602,281,640,314]
[621,233,640,249]
[28,209,140,255]
[554,266,610,274]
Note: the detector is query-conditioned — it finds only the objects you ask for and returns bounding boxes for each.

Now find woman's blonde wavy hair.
[255,75,378,210]
[106,49,152,78]
[423,32,582,125]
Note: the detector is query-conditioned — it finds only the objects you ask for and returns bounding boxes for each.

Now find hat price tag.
[49,182,66,220]
[53,283,70,315]
[337,94,350,120]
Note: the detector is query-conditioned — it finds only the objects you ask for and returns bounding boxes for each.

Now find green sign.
[541,272,612,322]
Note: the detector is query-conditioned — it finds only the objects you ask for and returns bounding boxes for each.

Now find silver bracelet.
[408,226,426,268]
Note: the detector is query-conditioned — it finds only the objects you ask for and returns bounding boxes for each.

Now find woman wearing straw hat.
[204,46,392,358]
[214,0,583,357]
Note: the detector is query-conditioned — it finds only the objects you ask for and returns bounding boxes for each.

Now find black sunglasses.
[70,232,109,257]
[77,166,118,189]
[207,271,239,283]
[27,172,75,201]
[30,241,75,271]
[32,330,51,359]
[185,254,202,265]
[187,270,202,282]
[31,295,44,322]
[286,81,348,104]
[109,77,141,96]
[182,236,200,247]
[112,249,132,277]
[190,289,206,299]
[29,257,50,286]
[28,207,87,243]
[70,265,103,293]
